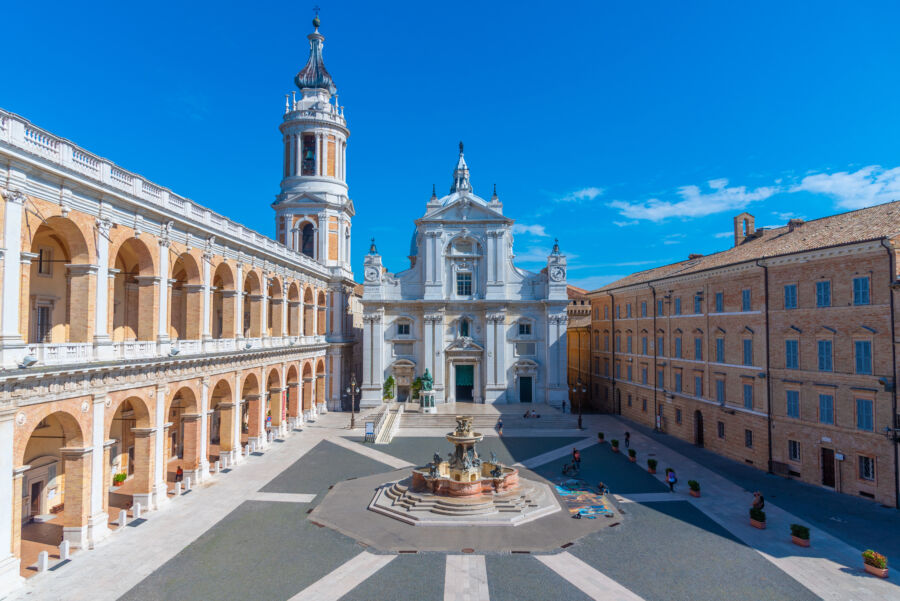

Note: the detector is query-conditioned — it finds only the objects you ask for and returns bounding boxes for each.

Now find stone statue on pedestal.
[422,368,433,391]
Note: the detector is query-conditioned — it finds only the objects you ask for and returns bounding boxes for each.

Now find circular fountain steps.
[369,477,561,526]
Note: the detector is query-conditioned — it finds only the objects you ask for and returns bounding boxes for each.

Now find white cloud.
[773,211,804,221]
[511,224,549,237]
[608,178,777,222]
[568,260,660,270]
[556,187,604,203]
[792,165,900,209]
[613,220,639,227]
[713,231,733,239]
[515,246,578,265]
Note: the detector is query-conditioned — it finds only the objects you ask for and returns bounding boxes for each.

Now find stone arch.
[24,215,94,344]
[265,366,283,433]
[208,378,233,463]
[242,270,262,338]
[240,372,261,446]
[286,363,300,419]
[303,286,315,335]
[169,252,203,340]
[17,409,89,556]
[316,290,327,335]
[111,237,157,342]
[287,282,301,337]
[302,361,314,412]
[166,386,201,478]
[212,262,236,339]
[300,222,315,258]
[105,395,153,515]
[267,277,284,337]
[315,358,326,409]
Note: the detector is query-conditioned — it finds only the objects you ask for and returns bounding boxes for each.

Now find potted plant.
[647,458,657,474]
[627,448,637,462]
[113,472,127,487]
[610,439,620,453]
[688,480,701,497]
[750,507,766,529]
[597,432,605,443]
[790,524,810,547]
[863,550,888,578]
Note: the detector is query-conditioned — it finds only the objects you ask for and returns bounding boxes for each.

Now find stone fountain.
[369,416,560,526]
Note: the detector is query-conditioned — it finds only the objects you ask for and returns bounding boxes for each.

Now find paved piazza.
[4,406,896,601]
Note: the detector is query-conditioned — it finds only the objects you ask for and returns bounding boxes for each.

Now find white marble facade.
[361,145,568,408]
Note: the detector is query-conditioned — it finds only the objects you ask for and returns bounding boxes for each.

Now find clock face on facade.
[549,266,566,282]
[364,266,380,281]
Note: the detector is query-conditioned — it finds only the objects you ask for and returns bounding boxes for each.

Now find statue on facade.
[422,369,433,392]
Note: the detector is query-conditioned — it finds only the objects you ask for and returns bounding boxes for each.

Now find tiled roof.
[593,201,900,292]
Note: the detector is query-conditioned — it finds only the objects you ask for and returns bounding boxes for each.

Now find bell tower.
[273,14,353,276]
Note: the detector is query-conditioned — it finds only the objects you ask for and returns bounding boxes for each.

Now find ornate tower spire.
[294,13,337,95]
[449,141,471,193]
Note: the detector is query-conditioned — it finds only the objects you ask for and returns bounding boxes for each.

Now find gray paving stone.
[340,553,446,601]
[569,501,820,601]
[486,554,593,601]
[117,500,361,601]
[532,442,669,495]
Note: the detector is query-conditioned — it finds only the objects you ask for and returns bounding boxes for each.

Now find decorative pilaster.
[87,394,110,547]
[360,311,384,407]
[157,224,172,354]
[199,376,210,479]
[201,239,213,343]
[152,384,169,508]
[0,410,22,594]
[93,216,113,359]
[0,187,26,368]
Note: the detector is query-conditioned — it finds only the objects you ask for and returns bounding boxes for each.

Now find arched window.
[301,223,315,258]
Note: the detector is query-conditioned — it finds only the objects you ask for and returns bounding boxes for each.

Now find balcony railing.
[18,334,328,370]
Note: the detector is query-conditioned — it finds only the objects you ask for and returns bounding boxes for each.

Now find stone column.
[0,188,25,369]
[93,218,113,359]
[87,394,110,547]
[59,447,92,549]
[235,262,244,340]
[129,429,155,510]
[360,312,383,407]
[201,252,212,343]
[198,377,210,479]
[157,239,171,353]
[329,352,342,412]
[152,385,168,508]
[260,279,269,341]
[0,410,22,593]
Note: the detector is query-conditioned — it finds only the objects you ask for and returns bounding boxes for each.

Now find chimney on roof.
[688,253,703,260]
[733,212,755,247]
[787,218,805,232]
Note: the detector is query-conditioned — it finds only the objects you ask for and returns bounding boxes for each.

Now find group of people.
[522,409,541,419]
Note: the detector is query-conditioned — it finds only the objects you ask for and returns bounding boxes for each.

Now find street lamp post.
[347,374,360,429]
[570,377,587,430]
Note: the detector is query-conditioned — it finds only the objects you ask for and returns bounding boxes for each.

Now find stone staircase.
[374,406,403,444]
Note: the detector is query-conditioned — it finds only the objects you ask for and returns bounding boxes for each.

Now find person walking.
[497,417,503,437]
[175,466,184,483]
[666,468,677,492]
[624,431,631,449]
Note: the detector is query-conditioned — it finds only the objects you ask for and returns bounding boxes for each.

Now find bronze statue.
[422,368,433,392]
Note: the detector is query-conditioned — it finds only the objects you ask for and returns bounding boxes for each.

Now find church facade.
[360,147,568,408]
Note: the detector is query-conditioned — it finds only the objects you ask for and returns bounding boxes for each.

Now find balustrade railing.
[113,340,156,360]
[25,343,93,366]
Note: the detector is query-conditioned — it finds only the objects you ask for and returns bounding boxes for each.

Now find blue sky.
[4,1,900,289]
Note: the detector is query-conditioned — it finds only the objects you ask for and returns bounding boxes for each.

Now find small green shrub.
[647,458,658,469]
[750,507,766,522]
[627,448,636,458]
[688,480,700,492]
[113,472,127,484]
[790,524,810,540]
[597,432,604,440]
[383,376,395,401]
[610,439,619,447]
[863,550,887,569]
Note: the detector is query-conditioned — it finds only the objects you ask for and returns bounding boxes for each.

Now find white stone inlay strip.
[330,434,414,469]
[514,436,597,469]
[288,551,395,601]
[444,554,490,601]
[249,492,316,503]
[537,552,645,601]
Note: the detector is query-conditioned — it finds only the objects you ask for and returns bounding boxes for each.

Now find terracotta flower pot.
[864,563,888,578]
[611,446,619,453]
[750,519,766,529]
[598,438,605,444]
[689,489,701,498]
[114,480,124,487]
[648,467,656,474]
[628,456,636,462]
[791,535,809,547]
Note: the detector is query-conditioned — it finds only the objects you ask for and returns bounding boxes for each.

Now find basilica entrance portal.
[455,365,474,401]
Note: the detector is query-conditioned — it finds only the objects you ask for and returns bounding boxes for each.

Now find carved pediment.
[444,336,485,353]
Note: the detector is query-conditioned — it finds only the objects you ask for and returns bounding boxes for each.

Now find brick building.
[0,17,358,591]
[589,206,900,508]
[566,285,593,412]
